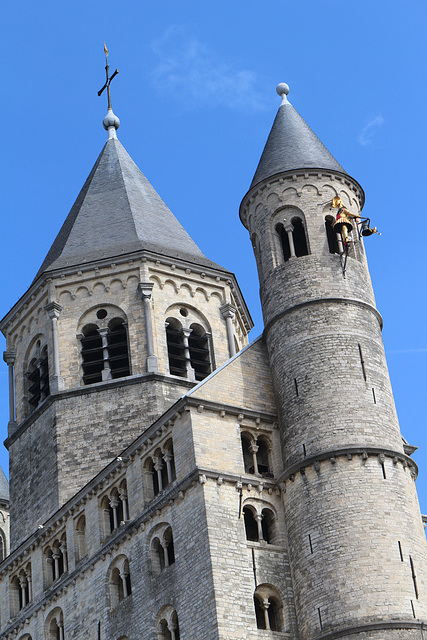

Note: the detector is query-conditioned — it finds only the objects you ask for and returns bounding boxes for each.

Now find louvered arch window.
[188,323,211,381]
[166,318,186,378]
[80,315,130,385]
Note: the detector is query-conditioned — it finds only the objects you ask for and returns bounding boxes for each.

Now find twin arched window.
[241,432,272,477]
[157,608,180,640]
[108,556,132,607]
[166,318,212,381]
[45,607,64,640]
[100,480,129,539]
[10,563,32,615]
[243,506,276,544]
[143,440,176,502]
[150,525,175,574]
[26,341,49,411]
[276,216,309,262]
[44,535,67,587]
[254,585,284,632]
[80,315,130,385]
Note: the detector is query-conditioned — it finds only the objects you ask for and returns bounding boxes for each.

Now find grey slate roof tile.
[34,138,225,280]
[251,99,346,188]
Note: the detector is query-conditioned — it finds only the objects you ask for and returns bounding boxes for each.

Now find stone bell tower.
[240,83,427,639]
[1,73,252,550]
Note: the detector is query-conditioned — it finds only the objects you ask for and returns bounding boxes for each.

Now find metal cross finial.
[98,42,119,110]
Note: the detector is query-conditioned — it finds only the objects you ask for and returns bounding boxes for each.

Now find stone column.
[58,621,64,640]
[163,451,173,484]
[220,303,237,357]
[255,513,264,542]
[154,457,164,493]
[120,571,129,598]
[249,442,259,474]
[182,328,196,381]
[284,224,296,258]
[169,623,178,640]
[109,497,119,530]
[52,551,60,580]
[119,489,129,521]
[60,542,68,573]
[19,576,27,608]
[98,328,112,381]
[3,350,17,434]
[44,302,65,392]
[137,282,158,373]
[261,599,271,630]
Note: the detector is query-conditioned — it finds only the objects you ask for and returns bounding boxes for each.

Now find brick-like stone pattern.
[2,255,251,550]
[243,171,427,638]
[0,393,294,640]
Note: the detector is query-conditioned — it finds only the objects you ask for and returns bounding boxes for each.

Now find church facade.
[0,81,426,640]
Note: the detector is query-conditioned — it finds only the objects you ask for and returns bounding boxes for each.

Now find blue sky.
[1,1,427,510]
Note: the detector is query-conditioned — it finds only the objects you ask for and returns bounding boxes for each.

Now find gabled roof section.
[34,138,224,280]
[251,85,345,189]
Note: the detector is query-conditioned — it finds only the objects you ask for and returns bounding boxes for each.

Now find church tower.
[1,79,252,550]
[240,83,427,638]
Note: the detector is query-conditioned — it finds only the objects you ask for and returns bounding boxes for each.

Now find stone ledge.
[277,446,418,484]
[314,619,426,640]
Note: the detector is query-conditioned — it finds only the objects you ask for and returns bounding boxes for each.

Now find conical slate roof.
[35,138,224,280]
[0,467,9,502]
[251,87,346,189]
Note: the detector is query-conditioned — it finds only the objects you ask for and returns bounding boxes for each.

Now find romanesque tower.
[240,83,427,639]
[1,83,252,550]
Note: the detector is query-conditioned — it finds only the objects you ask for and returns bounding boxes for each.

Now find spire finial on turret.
[276,82,290,105]
[98,42,120,139]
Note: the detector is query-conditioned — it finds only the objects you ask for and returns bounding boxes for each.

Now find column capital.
[3,350,16,366]
[284,223,294,234]
[44,301,63,319]
[182,328,193,339]
[137,282,154,299]
[98,327,109,337]
[220,303,236,320]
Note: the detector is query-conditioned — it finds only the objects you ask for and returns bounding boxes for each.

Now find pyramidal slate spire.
[251,83,346,189]
[35,116,222,281]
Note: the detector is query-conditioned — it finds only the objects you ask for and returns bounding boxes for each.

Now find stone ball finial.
[276,83,290,98]
[103,108,120,132]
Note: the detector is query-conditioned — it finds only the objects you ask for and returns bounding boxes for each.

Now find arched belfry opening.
[165,318,186,378]
[188,323,211,381]
[291,217,308,257]
[78,306,130,385]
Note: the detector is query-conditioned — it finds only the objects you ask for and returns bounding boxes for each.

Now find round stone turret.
[241,86,427,639]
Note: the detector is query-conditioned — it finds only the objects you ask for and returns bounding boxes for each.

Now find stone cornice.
[277,446,418,484]
[4,373,195,449]
[239,167,365,228]
[1,248,253,334]
[314,619,426,640]
[263,296,383,333]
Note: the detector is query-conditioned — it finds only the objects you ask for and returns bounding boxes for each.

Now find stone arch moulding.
[164,303,212,333]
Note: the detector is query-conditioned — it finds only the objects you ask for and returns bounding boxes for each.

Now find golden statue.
[331,197,359,246]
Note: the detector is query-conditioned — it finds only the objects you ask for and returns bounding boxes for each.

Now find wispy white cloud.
[358,115,384,146]
[150,26,266,112]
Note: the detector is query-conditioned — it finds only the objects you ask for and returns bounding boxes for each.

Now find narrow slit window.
[308,534,313,554]
[398,541,404,562]
[372,387,376,404]
[294,378,299,396]
[358,344,367,381]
